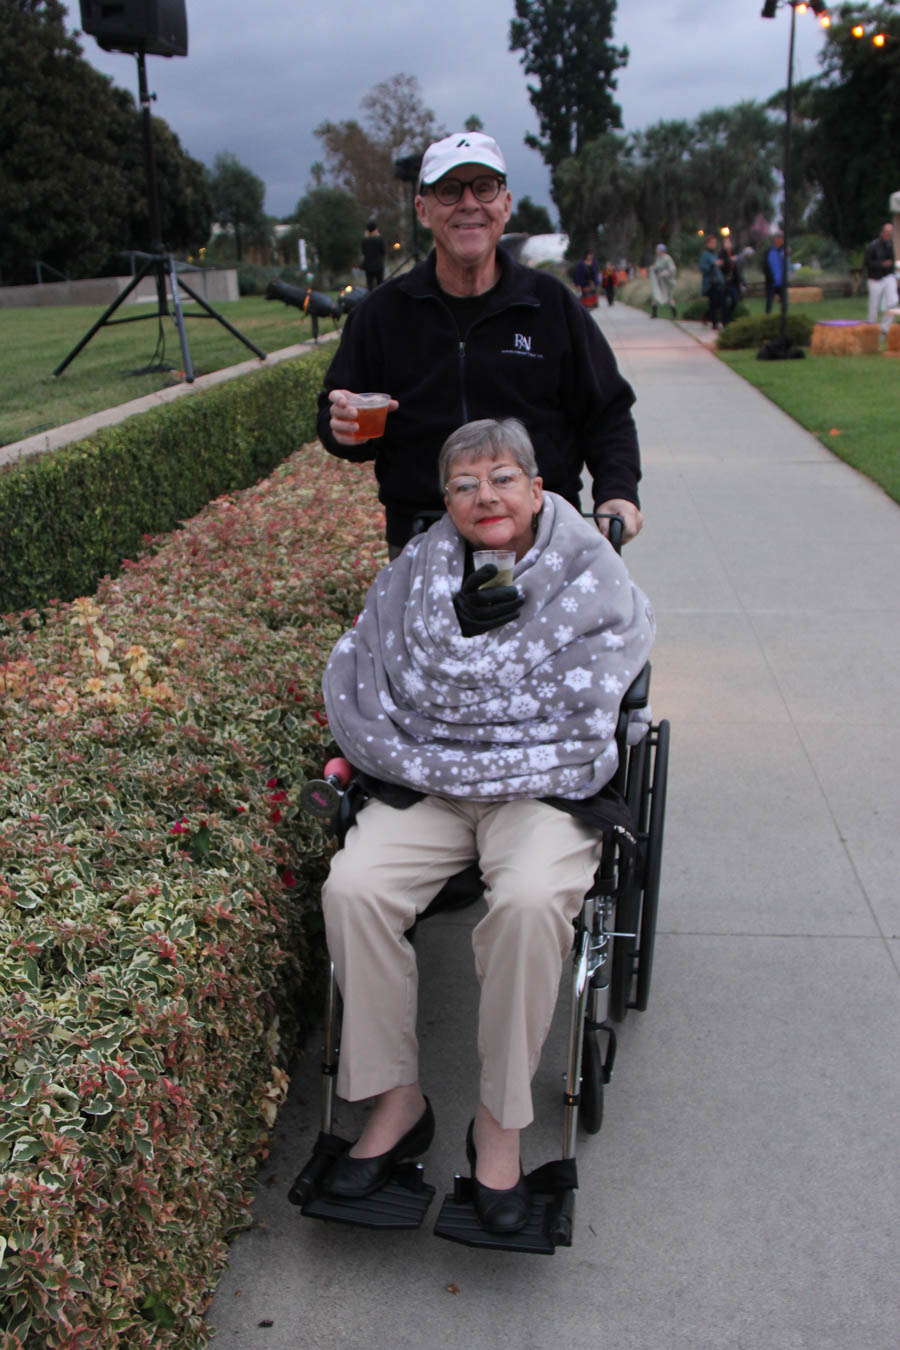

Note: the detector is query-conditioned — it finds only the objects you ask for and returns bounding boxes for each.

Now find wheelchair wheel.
[634,719,670,1011]
[580,1027,605,1134]
[609,720,669,1021]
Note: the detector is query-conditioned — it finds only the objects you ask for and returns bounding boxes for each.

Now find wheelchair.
[288,514,670,1254]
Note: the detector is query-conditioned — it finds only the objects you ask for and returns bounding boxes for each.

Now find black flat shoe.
[323,1097,435,1198]
[465,1119,530,1234]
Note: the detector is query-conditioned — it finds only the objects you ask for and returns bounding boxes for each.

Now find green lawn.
[0,295,329,447]
[715,293,900,505]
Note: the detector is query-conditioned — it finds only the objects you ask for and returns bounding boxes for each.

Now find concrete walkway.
[206,303,899,1350]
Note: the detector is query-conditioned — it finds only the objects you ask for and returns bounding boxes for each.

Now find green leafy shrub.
[716,312,815,350]
[0,347,333,615]
[0,445,387,1347]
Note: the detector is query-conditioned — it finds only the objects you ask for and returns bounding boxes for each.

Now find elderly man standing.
[864,222,897,336]
[316,131,642,557]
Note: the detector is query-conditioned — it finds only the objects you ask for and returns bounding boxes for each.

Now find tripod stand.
[54,50,265,382]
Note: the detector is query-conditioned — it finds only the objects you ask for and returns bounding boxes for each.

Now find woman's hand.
[453,566,524,636]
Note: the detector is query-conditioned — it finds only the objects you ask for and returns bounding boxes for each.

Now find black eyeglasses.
[427,175,506,206]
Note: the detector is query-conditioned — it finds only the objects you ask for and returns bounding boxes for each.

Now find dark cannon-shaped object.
[265,278,340,341]
[337,285,368,316]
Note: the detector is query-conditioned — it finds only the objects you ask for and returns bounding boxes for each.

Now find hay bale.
[886,324,900,355]
[788,286,824,303]
[810,320,881,355]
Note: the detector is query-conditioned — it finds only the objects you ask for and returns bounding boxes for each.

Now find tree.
[686,103,779,246]
[507,195,554,234]
[314,74,446,253]
[0,1,211,284]
[509,0,628,171]
[208,152,268,263]
[293,185,365,282]
[805,3,900,250]
[553,132,636,259]
[464,114,484,132]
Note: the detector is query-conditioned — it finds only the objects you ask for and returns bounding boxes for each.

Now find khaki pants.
[321,795,602,1128]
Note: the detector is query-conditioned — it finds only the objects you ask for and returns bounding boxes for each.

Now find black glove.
[452,565,524,636]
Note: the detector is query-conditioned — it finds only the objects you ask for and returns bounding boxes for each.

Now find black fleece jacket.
[316,248,641,546]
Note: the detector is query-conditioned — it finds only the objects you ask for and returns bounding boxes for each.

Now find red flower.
[280,869,297,889]
[169,819,189,835]
[269,808,282,824]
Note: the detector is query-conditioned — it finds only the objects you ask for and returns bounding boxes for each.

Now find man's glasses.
[427,175,506,206]
[444,467,526,501]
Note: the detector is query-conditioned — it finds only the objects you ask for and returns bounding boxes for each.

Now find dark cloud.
[69,0,827,224]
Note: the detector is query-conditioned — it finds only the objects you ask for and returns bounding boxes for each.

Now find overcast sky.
[68,0,832,226]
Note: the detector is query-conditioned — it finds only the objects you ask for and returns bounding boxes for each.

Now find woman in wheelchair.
[319,417,655,1235]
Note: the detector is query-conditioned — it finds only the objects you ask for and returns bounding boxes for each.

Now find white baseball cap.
[418,132,507,189]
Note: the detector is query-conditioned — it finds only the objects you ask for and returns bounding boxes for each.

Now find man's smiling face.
[415,164,512,274]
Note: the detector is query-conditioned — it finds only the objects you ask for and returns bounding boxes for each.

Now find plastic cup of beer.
[473,550,516,588]
[346,392,392,442]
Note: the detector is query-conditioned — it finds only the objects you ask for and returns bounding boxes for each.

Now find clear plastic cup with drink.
[346,392,393,442]
[473,550,516,588]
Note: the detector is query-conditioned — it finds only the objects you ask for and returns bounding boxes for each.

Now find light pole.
[760,1,830,357]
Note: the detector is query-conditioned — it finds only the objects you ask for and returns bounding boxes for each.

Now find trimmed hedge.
[0,347,333,615]
[715,312,815,350]
[0,444,387,1347]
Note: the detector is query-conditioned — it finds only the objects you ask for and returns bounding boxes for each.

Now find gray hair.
[439,418,539,488]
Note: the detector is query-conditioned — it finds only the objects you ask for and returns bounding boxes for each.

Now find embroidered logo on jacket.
[501,332,544,359]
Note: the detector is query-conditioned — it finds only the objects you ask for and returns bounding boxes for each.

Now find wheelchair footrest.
[434,1158,577,1254]
[288,1131,435,1230]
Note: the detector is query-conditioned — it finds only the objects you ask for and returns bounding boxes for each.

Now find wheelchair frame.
[289,514,670,1252]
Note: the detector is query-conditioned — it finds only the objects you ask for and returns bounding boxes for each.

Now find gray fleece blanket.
[323,493,655,802]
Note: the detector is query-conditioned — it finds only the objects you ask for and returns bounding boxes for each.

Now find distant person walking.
[649,244,677,318]
[718,237,744,325]
[699,236,725,329]
[864,222,897,335]
[764,232,786,315]
[573,249,600,303]
[361,218,386,291]
[601,261,617,306]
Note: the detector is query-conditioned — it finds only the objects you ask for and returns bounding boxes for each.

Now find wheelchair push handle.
[300,757,354,819]
[592,511,625,555]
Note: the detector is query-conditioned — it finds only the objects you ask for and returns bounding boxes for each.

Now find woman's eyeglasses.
[444,467,526,501]
[427,175,506,206]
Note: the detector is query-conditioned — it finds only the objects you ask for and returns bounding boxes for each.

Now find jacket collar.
[397,246,539,309]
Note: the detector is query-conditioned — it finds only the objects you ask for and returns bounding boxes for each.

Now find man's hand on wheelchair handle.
[453,566,524,636]
[328,389,399,445]
[595,498,643,543]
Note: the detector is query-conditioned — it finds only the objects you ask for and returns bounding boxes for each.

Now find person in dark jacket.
[864,223,896,335]
[316,131,642,556]
[361,218,386,290]
[572,249,600,301]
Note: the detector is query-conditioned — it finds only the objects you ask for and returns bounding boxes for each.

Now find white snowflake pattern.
[401,669,426,696]
[378,689,397,713]
[528,744,559,770]
[403,757,429,784]
[603,631,625,649]
[601,673,624,695]
[537,681,556,699]
[497,661,526,688]
[554,625,574,645]
[586,709,616,738]
[561,595,579,613]
[525,639,549,664]
[574,570,598,593]
[564,667,593,692]
[507,692,540,719]
[544,550,564,571]
[430,574,453,597]
[384,630,396,649]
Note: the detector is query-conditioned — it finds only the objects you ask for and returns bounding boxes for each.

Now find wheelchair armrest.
[621,663,651,712]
